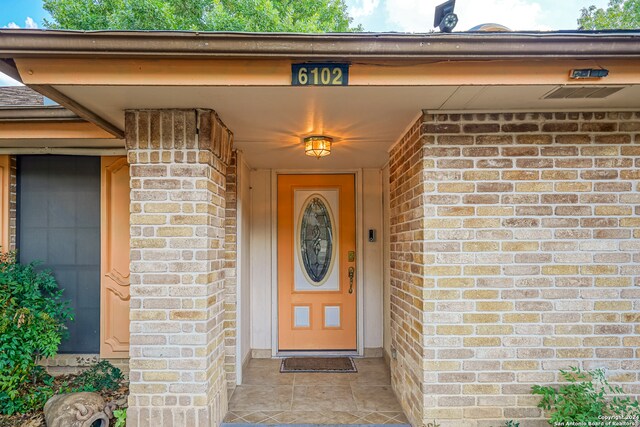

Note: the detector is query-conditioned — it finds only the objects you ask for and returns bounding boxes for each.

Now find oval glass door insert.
[299,195,335,285]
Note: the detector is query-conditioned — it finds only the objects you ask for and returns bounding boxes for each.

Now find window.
[18,156,101,353]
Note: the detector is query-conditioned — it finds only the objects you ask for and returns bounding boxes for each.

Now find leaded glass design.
[299,195,334,284]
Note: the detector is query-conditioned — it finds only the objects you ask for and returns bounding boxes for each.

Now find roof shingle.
[0,86,44,107]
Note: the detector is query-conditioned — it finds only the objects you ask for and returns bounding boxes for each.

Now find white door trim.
[270,169,364,357]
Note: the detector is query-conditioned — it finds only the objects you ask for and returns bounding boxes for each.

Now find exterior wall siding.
[126,109,233,427]
[389,111,640,427]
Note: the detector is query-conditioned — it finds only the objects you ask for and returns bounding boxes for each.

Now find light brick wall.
[224,151,238,391]
[388,118,427,427]
[126,109,233,427]
[389,111,640,427]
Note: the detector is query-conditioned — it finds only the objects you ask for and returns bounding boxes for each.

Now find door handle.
[348,267,355,294]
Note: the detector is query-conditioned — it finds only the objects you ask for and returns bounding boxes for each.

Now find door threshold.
[276,350,360,358]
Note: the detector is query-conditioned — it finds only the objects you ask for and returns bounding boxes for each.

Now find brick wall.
[126,109,233,427]
[388,118,427,426]
[224,151,238,391]
[389,111,640,427]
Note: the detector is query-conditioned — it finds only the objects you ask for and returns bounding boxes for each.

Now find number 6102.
[297,67,344,85]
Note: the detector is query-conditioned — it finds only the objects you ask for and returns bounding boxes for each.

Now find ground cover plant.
[0,251,128,426]
[532,366,640,426]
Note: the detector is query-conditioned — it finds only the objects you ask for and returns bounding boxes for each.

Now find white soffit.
[57,86,455,169]
[459,85,638,110]
[55,84,640,169]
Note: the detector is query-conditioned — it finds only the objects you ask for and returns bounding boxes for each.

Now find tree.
[42,0,362,32]
[578,0,640,30]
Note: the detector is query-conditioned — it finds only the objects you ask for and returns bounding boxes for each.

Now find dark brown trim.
[1,29,640,60]
[0,59,22,83]
[29,85,124,138]
[0,106,80,121]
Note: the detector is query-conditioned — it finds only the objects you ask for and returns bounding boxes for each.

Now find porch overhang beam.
[28,84,124,139]
[0,59,22,83]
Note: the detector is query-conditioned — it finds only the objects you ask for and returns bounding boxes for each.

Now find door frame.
[271,169,364,357]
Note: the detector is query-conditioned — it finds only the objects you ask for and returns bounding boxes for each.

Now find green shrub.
[68,360,123,393]
[0,251,74,415]
[532,366,640,426]
[114,408,127,427]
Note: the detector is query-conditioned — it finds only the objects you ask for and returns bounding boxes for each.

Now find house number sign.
[292,63,349,86]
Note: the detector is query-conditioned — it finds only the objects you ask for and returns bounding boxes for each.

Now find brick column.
[126,109,233,427]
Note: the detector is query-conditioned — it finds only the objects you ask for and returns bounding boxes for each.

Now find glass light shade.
[304,136,332,159]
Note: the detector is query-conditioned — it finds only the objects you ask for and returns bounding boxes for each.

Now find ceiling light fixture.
[304,136,332,159]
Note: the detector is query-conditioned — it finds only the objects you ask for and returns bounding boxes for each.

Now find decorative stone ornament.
[43,392,114,427]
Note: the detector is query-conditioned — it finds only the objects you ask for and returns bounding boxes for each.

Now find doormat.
[280,357,357,373]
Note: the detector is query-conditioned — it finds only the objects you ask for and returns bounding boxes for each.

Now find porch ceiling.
[55,84,640,169]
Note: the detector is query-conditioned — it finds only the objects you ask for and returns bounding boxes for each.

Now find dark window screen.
[18,156,101,353]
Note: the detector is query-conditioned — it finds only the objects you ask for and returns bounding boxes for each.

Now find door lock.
[348,267,355,294]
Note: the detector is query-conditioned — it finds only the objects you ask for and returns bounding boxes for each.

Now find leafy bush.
[532,366,640,426]
[114,408,127,427]
[68,360,123,393]
[0,251,74,414]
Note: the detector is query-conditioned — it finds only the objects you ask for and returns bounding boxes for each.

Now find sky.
[0,0,612,86]
[347,0,610,33]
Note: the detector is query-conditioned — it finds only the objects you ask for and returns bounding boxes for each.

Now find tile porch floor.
[224,358,409,425]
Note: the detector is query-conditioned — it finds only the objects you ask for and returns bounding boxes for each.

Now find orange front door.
[278,174,356,350]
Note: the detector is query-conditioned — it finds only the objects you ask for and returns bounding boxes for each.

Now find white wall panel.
[249,169,273,350]
[239,154,252,368]
[363,168,384,349]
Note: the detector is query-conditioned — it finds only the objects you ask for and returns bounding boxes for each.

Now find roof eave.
[1,29,640,60]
